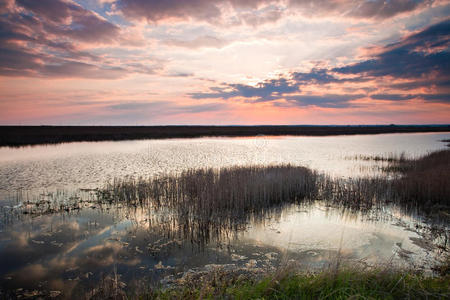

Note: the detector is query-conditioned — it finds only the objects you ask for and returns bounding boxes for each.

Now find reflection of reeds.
[318,175,393,211]
[349,152,407,163]
[99,165,318,246]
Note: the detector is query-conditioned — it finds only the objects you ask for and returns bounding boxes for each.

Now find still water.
[0,133,448,297]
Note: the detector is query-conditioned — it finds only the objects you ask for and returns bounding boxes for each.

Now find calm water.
[0,133,448,298]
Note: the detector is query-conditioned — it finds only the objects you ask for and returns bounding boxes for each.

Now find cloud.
[0,40,128,79]
[190,78,298,100]
[115,0,223,23]
[371,93,450,102]
[238,5,284,26]
[17,0,120,43]
[164,35,229,49]
[107,100,227,114]
[190,19,450,108]
[388,78,450,90]
[113,0,437,25]
[370,94,417,101]
[292,68,341,84]
[0,0,162,79]
[283,94,364,108]
[289,0,434,19]
[167,72,195,77]
[333,19,450,79]
[41,61,128,79]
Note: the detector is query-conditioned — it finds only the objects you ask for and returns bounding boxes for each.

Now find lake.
[0,132,449,298]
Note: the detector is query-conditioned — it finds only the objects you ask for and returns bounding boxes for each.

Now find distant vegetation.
[1,125,449,146]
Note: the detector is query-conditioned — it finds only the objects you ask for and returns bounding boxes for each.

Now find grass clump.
[99,165,317,246]
[146,268,450,299]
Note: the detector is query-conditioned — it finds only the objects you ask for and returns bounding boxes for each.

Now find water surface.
[0,133,448,298]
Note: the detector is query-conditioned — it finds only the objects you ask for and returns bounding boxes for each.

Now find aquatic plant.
[98,165,318,246]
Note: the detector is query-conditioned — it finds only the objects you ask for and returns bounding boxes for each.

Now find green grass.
[141,268,450,300]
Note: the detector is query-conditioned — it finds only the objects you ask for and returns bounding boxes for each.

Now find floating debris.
[31,239,45,244]
[49,290,62,298]
[50,241,63,247]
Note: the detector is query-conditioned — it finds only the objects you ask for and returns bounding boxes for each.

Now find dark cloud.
[388,79,450,91]
[371,93,450,102]
[370,94,417,101]
[41,61,127,79]
[0,0,161,79]
[420,94,450,102]
[17,0,120,43]
[347,0,430,19]
[190,78,298,100]
[0,45,127,79]
[292,68,341,84]
[116,0,222,23]
[114,0,436,24]
[168,72,195,77]
[283,94,364,108]
[333,19,450,79]
[0,47,41,77]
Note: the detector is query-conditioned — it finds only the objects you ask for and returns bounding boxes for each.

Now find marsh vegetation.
[97,149,449,219]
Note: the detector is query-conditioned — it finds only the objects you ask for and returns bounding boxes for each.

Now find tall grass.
[99,165,317,246]
[102,165,317,208]
[94,150,449,245]
[392,150,450,210]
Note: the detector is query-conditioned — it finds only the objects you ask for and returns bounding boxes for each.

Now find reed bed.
[99,165,318,245]
[101,165,317,209]
[318,175,393,211]
[349,152,408,162]
[391,150,450,212]
[95,150,449,244]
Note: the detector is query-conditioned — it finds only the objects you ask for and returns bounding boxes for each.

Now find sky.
[0,0,449,125]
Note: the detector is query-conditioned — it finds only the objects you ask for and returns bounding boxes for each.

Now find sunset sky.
[0,0,449,125]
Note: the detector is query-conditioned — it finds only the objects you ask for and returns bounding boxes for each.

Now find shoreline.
[1,125,449,147]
